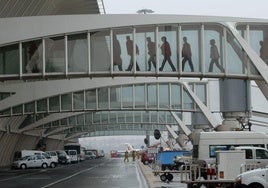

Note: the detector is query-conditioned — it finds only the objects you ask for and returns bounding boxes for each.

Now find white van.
[13,150,57,168]
[192,131,268,165]
[235,146,268,168]
[65,150,78,163]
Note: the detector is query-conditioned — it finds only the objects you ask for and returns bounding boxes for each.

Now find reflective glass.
[90,30,110,72]
[135,85,145,108]
[12,105,23,115]
[61,94,72,111]
[171,84,182,109]
[49,96,60,111]
[98,88,108,109]
[24,102,35,113]
[68,33,88,73]
[122,86,133,108]
[158,25,178,72]
[45,36,65,73]
[147,84,157,108]
[226,31,247,74]
[110,87,121,109]
[181,25,201,72]
[73,91,84,110]
[183,88,194,110]
[136,26,156,71]
[159,84,169,108]
[204,25,224,73]
[86,90,96,109]
[22,40,42,74]
[0,44,19,74]
[37,99,47,112]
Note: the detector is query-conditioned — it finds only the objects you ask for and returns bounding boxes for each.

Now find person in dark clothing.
[159,36,176,72]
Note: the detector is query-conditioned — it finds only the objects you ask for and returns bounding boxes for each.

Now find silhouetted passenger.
[182,37,194,72]
[159,36,176,72]
[208,39,224,72]
[125,36,140,71]
[146,37,156,71]
[26,42,40,73]
[113,35,123,71]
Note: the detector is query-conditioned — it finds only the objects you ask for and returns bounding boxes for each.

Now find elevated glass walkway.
[1,15,268,137]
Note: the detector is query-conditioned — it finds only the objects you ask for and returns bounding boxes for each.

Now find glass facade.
[0,22,262,79]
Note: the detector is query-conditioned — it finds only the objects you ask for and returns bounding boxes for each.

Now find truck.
[180,150,246,188]
[235,166,268,188]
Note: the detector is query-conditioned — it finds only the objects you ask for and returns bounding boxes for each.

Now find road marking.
[40,163,104,188]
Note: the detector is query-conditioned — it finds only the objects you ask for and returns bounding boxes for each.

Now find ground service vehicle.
[64,143,82,161]
[12,155,51,169]
[55,150,71,164]
[235,166,268,188]
[180,150,246,188]
[65,150,79,163]
[192,131,268,165]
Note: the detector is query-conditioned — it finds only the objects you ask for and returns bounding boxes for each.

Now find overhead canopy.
[0,0,105,18]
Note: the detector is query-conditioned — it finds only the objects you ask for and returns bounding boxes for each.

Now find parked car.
[235,166,268,188]
[55,150,71,164]
[141,152,155,165]
[46,151,59,164]
[85,151,96,159]
[12,155,51,169]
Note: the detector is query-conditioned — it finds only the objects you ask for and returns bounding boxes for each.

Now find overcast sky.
[103,0,268,19]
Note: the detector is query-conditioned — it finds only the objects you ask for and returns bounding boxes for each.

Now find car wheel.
[248,183,264,188]
[20,164,27,169]
[42,163,48,169]
[50,162,56,168]
[144,160,149,165]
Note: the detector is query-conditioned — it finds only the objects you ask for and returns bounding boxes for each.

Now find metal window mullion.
[65,35,68,76]
[133,27,136,73]
[108,87,111,110]
[157,83,159,109]
[96,89,98,110]
[133,85,135,109]
[169,83,171,110]
[71,92,74,111]
[87,32,91,75]
[19,42,22,78]
[83,90,86,110]
[201,24,205,74]
[110,30,113,74]
[223,28,227,75]
[246,24,251,77]
[178,25,182,74]
[42,38,46,76]
[156,26,159,73]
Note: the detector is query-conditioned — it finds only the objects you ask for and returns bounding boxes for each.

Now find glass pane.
[136,26,156,71]
[171,84,181,109]
[45,36,65,73]
[183,88,194,110]
[113,28,133,71]
[73,91,84,110]
[0,44,19,74]
[37,99,47,112]
[86,90,96,109]
[49,96,60,111]
[13,105,23,115]
[122,86,133,108]
[147,84,157,108]
[158,25,177,72]
[61,94,72,111]
[98,88,108,109]
[90,30,110,72]
[195,84,206,105]
[181,25,201,72]
[24,102,35,113]
[22,40,42,73]
[135,85,145,108]
[226,31,247,74]
[204,25,224,73]
[110,86,121,108]
[68,33,88,73]
[159,84,169,108]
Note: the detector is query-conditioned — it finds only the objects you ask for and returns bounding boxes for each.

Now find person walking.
[113,35,123,71]
[208,39,224,72]
[182,37,194,72]
[159,36,176,72]
[125,36,140,71]
[146,37,156,71]
[124,150,129,162]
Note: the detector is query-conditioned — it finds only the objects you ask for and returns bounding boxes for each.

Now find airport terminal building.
[0,0,268,166]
